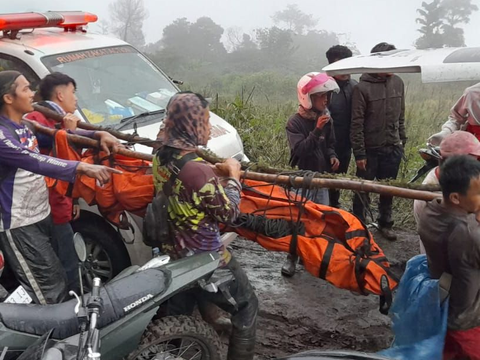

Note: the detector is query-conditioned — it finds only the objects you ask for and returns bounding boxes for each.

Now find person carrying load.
[152,91,258,360]
[0,70,121,304]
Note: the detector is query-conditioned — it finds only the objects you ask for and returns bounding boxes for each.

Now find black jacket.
[350,74,407,160]
[329,78,357,152]
[286,113,336,173]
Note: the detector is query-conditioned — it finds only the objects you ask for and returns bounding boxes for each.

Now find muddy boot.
[198,301,232,333]
[281,254,298,277]
[379,227,397,241]
[227,332,256,360]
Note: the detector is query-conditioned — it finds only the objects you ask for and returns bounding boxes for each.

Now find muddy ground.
[226,228,420,359]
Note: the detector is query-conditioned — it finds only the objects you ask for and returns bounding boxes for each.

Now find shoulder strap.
[163,152,199,196]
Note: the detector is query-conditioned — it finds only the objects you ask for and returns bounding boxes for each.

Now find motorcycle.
[408,144,441,183]
[0,233,223,360]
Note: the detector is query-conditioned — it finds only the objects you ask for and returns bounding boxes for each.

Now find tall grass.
[193,73,477,229]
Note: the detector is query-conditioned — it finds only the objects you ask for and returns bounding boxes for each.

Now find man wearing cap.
[0,70,120,304]
[414,131,480,253]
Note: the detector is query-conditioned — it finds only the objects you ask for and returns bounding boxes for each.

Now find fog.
[4,0,480,53]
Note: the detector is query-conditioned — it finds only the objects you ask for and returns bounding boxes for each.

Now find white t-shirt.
[413,168,440,254]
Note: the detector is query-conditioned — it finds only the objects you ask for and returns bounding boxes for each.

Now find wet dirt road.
[229,228,420,359]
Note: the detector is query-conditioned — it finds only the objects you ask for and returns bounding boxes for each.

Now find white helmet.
[297,72,339,110]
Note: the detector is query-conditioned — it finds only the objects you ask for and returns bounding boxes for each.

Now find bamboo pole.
[24,119,439,202]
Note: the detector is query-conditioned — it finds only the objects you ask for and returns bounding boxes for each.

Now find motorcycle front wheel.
[127,315,222,360]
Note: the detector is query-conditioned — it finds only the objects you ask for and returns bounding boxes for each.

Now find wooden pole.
[31,105,440,192]
[25,119,439,202]
[23,119,154,162]
[244,172,439,202]
[32,104,160,147]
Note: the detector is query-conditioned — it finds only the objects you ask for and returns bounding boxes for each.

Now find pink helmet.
[440,131,480,158]
[297,72,339,110]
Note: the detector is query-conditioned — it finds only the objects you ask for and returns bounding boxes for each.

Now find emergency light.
[0,11,98,32]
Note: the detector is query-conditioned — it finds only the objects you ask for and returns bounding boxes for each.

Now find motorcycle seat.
[0,268,169,339]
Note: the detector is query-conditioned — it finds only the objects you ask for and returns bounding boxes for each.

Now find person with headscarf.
[0,70,121,304]
[152,91,258,360]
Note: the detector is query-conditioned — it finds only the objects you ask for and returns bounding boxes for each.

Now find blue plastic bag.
[379,254,448,360]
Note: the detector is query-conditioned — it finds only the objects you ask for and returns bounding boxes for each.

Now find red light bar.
[0,11,97,32]
[55,11,98,29]
[0,13,63,31]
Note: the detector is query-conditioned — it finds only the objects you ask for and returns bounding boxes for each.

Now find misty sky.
[5,0,480,54]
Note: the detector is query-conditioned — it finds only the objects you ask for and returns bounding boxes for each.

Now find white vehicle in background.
[322,46,480,83]
[322,47,480,187]
[0,11,243,285]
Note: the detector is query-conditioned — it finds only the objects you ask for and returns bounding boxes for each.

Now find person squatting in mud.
[281,72,340,277]
[0,70,121,304]
[418,155,480,360]
[350,42,407,241]
[152,91,258,360]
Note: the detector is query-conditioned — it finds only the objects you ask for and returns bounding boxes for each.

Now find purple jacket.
[0,117,79,230]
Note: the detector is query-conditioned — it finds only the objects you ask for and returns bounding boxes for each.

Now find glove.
[428,130,451,146]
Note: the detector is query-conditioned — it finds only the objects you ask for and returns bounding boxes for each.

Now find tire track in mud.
[230,229,420,358]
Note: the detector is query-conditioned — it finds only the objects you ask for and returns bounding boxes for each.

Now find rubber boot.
[281,254,298,277]
[227,334,256,360]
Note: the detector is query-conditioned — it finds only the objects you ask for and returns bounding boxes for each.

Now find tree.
[256,27,294,57]
[415,0,445,49]
[415,0,478,48]
[238,34,258,51]
[189,17,227,60]
[441,0,478,47]
[109,0,148,48]
[225,27,244,52]
[161,18,192,54]
[272,4,318,35]
[159,17,226,62]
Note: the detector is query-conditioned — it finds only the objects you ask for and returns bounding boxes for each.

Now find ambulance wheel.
[72,212,131,288]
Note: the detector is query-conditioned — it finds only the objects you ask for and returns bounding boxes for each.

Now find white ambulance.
[0,11,243,285]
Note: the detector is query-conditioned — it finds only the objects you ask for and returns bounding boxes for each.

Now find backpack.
[143,153,197,248]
